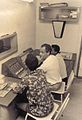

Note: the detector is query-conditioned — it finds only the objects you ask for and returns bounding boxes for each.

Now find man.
[51,44,67,84]
[38,43,62,90]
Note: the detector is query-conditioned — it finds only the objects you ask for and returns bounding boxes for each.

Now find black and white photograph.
[0,0,82,120]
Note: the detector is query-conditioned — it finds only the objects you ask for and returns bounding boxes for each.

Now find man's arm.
[47,82,62,91]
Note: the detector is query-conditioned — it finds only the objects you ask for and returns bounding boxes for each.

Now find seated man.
[38,43,62,90]
[16,53,55,118]
[51,44,67,84]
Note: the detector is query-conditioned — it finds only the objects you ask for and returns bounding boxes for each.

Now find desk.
[61,52,76,77]
[20,51,76,77]
[0,77,20,107]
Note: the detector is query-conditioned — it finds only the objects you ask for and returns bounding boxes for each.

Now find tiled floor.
[60,78,82,120]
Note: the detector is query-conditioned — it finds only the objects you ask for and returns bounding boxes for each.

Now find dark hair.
[25,54,38,71]
[32,49,40,56]
[52,44,60,53]
[41,43,52,54]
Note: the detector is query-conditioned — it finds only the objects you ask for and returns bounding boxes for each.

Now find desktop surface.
[0,76,20,107]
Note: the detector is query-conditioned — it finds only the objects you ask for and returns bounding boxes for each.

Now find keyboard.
[0,83,8,90]
[0,83,12,97]
[18,70,28,78]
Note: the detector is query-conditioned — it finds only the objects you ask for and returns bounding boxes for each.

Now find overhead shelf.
[39,5,80,22]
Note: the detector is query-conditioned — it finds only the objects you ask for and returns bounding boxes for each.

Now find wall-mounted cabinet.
[39,6,80,22]
[0,32,18,60]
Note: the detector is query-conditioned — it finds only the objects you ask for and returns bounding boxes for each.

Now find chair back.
[66,70,74,91]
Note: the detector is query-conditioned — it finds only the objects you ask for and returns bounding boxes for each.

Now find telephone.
[2,56,30,79]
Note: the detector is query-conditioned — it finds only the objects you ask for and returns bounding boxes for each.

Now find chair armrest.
[51,82,65,94]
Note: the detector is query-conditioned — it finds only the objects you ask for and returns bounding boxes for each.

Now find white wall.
[0,0,36,74]
[0,0,82,75]
[35,0,82,75]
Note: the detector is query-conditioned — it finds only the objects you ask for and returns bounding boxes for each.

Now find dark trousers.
[62,77,68,85]
[15,87,29,117]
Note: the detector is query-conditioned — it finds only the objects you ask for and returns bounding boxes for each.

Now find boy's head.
[25,53,38,71]
[51,44,60,55]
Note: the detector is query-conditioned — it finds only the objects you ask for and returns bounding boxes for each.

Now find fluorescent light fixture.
[21,0,33,3]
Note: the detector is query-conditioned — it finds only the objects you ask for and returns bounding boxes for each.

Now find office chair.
[24,102,59,120]
[24,94,70,120]
[51,70,74,103]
